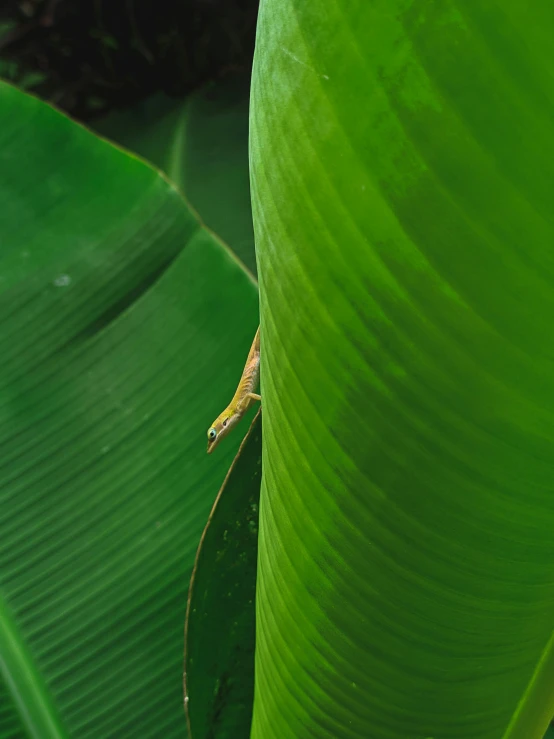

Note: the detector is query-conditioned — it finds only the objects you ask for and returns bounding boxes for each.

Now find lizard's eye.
[208,428,217,441]
[222,418,228,427]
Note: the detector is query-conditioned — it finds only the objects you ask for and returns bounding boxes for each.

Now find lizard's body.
[206,326,261,453]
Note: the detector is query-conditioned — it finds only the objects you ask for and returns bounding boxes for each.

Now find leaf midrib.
[501,628,554,739]
[0,593,68,739]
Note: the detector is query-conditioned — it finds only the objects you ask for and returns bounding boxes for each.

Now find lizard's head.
[206,412,240,454]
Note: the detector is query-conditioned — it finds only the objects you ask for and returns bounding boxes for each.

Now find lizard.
[206,325,261,454]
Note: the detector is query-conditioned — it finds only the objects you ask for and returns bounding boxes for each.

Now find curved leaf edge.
[0,77,257,288]
[183,408,262,737]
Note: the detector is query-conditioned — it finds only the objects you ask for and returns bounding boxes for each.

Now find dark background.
[0,0,259,121]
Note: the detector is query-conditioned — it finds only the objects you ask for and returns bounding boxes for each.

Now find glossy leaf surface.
[249,2,554,738]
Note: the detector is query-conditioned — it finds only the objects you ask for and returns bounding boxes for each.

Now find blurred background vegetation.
[0,0,259,121]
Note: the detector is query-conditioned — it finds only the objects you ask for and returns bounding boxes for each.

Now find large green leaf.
[0,80,258,738]
[94,74,256,277]
[250,2,554,738]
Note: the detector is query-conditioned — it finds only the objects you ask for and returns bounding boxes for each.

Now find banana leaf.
[0,80,257,739]
[249,2,554,737]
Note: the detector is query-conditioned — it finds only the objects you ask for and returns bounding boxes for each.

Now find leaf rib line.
[500,628,554,739]
[0,595,68,739]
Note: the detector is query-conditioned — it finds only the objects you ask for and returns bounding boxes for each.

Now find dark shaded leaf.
[94,74,256,276]
[185,410,261,739]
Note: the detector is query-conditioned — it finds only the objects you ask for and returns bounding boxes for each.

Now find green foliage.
[249,2,554,737]
[0,79,257,738]
[185,411,261,739]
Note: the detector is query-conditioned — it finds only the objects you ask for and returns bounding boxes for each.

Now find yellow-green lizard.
[206,326,261,453]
